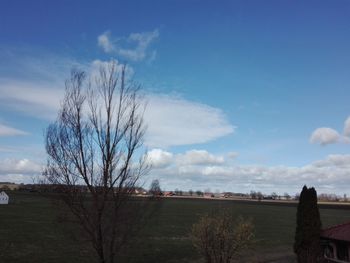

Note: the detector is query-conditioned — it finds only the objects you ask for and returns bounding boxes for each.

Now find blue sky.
[0,0,350,195]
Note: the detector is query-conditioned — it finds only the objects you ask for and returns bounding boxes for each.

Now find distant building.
[0,191,9,204]
[204,193,215,198]
[133,187,147,195]
[0,182,20,191]
[321,221,350,262]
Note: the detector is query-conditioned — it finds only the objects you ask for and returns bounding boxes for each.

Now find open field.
[1,192,350,263]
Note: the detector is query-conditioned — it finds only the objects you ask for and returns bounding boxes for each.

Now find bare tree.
[191,210,255,263]
[196,190,203,197]
[250,190,257,199]
[149,179,161,198]
[271,192,278,200]
[284,192,291,200]
[44,61,148,263]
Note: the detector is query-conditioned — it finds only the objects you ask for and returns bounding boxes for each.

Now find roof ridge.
[323,221,350,232]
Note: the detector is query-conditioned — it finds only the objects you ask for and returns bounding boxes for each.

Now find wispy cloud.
[98,29,159,62]
[0,57,130,120]
[0,124,28,136]
[0,52,234,147]
[0,47,80,83]
[0,80,63,120]
[0,49,84,120]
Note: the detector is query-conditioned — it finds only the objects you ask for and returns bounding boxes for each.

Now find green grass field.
[1,192,350,263]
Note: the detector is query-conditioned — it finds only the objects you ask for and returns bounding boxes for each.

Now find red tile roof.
[321,222,350,242]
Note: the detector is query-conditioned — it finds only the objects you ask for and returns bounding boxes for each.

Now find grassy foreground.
[1,192,350,263]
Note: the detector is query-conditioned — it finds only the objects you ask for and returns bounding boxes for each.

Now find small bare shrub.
[191,211,254,263]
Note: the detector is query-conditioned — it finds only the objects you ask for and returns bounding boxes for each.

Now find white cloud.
[0,158,42,175]
[310,127,340,145]
[312,154,350,168]
[344,116,350,137]
[341,136,350,144]
[146,149,173,169]
[310,116,350,145]
[227,151,239,159]
[177,150,224,166]
[97,31,114,53]
[144,95,235,147]
[0,158,43,183]
[2,148,350,196]
[97,29,159,61]
[0,124,28,136]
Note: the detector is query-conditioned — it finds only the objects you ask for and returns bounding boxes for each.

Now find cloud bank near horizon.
[145,149,350,195]
[2,151,350,196]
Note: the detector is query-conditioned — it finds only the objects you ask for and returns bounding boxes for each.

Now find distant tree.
[174,188,180,195]
[250,190,257,199]
[294,185,322,263]
[196,190,203,197]
[284,192,291,200]
[204,188,211,195]
[149,179,161,198]
[271,192,278,200]
[189,189,193,196]
[319,193,339,202]
[256,191,263,201]
[191,210,254,263]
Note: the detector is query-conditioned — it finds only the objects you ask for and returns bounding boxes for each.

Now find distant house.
[321,222,350,262]
[133,187,147,195]
[204,193,215,198]
[0,191,9,204]
[0,182,20,191]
